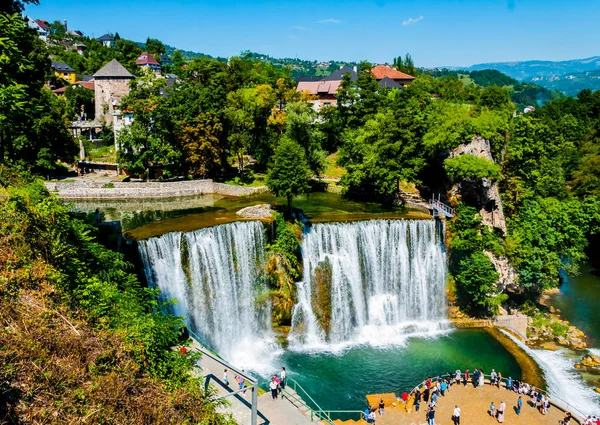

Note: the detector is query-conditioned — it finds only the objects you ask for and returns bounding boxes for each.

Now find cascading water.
[290,219,448,349]
[139,221,279,372]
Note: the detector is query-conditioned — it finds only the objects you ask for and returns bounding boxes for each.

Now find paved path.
[194,343,315,425]
[369,384,570,425]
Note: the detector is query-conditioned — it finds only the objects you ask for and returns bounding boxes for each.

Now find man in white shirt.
[452,405,461,425]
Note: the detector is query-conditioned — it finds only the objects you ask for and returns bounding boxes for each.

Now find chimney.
[63,19,67,30]
[353,65,357,73]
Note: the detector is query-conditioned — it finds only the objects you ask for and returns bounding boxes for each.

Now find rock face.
[236,204,274,220]
[312,258,333,339]
[450,136,507,235]
[484,250,518,292]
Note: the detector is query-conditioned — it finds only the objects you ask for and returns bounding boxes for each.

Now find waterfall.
[139,221,279,372]
[290,219,448,349]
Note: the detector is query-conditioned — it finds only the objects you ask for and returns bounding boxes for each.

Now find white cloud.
[402,15,424,26]
[317,18,342,24]
[293,26,308,30]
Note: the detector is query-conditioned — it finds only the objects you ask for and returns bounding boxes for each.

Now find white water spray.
[139,221,279,373]
[501,330,600,417]
[290,220,448,350]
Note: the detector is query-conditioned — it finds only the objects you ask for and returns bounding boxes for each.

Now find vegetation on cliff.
[0,168,232,423]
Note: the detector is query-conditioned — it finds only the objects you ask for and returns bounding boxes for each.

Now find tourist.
[472,369,478,387]
[441,380,447,396]
[269,377,278,400]
[414,388,422,412]
[497,372,503,388]
[497,401,506,423]
[378,398,385,416]
[560,412,572,425]
[490,369,497,386]
[478,369,485,388]
[542,397,550,415]
[427,407,436,425]
[536,391,543,411]
[455,370,462,385]
[423,386,430,404]
[402,390,409,405]
[516,396,522,416]
[453,405,461,425]
[585,416,595,425]
[235,374,245,394]
[529,388,537,408]
[363,408,371,423]
[427,376,433,389]
[223,369,229,386]
[489,401,496,417]
[281,367,286,389]
[506,376,513,391]
[368,409,376,423]
[464,368,470,386]
[430,391,437,408]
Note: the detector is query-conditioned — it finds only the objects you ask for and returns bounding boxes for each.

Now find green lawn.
[322,152,346,180]
[86,145,116,163]
[221,172,268,187]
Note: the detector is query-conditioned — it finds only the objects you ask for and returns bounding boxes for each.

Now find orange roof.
[53,81,95,94]
[371,65,415,80]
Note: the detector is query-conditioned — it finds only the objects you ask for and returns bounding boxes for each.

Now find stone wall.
[45,180,268,199]
[94,77,132,125]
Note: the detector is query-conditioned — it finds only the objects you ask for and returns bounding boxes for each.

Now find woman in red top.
[464,369,470,386]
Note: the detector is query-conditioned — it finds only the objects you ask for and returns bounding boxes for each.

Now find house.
[92,59,135,125]
[74,43,87,55]
[136,51,161,74]
[524,105,535,114]
[26,17,50,40]
[371,65,415,87]
[96,34,116,47]
[159,54,173,66]
[296,65,414,111]
[296,66,357,110]
[53,80,95,95]
[51,61,77,84]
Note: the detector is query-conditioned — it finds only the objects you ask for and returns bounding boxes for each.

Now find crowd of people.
[361,368,592,425]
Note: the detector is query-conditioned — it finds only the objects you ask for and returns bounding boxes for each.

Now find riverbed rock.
[236,204,274,220]
[581,354,600,368]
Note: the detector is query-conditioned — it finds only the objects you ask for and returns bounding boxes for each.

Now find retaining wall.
[45,179,268,199]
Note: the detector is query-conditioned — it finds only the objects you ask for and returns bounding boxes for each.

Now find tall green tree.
[267,137,311,214]
[284,101,325,176]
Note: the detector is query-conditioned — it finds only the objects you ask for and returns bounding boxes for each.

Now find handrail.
[408,372,588,422]
[282,377,366,424]
[188,329,226,361]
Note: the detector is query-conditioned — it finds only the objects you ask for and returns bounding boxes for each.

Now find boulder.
[581,354,600,368]
[236,204,274,220]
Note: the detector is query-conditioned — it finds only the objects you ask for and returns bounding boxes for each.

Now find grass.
[222,172,268,187]
[458,73,474,86]
[322,152,345,180]
[86,144,116,163]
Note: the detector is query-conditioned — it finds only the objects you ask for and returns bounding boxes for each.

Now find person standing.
[490,401,496,417]
[281,367,286,390]
[516,396,522,416]
[378,398,385,416]
[423,386,430,404]
[497,372,503,388]
[441,380,447,396]
[491,369,497,386]
[464,369,470,386]
[479,369,485,388]
[414,389,421,412]
[269,377,278,400]
[428,407,436,425]
[223,369,229,386]
[236,374,245,393]
[452,405,461,425]
[497,401,506,423]
[455,370,462,385]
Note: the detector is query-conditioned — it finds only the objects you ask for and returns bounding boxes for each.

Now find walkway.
[366,384,571,425]
[193,342,315,425]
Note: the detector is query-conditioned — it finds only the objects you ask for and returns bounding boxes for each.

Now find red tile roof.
[371,65,415,80]
[53,81,95,94]
[35,19,50,30]
[135,52,160,66]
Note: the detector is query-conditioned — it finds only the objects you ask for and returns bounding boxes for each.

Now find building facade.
[92,59,134,125]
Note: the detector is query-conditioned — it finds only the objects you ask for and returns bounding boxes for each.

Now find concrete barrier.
[45,179,269,200]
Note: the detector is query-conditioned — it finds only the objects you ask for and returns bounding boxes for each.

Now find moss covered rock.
[312,258,333,338]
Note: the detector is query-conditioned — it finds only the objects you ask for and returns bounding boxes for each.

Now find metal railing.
[409,372,587,422]
[282,377,366,424]
[430,195,454,218]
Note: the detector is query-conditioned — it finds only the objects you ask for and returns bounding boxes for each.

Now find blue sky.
[26,0,600,67]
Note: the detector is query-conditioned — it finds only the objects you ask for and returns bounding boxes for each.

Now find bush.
[444,154,501,181]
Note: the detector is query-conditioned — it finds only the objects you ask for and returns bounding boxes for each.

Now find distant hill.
[455,56,600,81]
[529,69,600,97]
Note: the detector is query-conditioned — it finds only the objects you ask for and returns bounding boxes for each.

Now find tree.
[267,137,311,214]
[64,85,95,120]
[49,20,67,40]
[455,252,505,316]
[145,37,166,57]
[179,112,224,178]
[284,101,325,176]
[444,154,501,181]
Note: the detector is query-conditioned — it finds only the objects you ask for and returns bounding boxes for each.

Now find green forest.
[2,0,600,420]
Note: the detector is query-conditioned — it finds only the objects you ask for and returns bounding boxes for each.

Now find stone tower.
[93,59,135,126]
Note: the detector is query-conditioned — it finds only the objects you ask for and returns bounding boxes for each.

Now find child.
[490,401,496,417]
